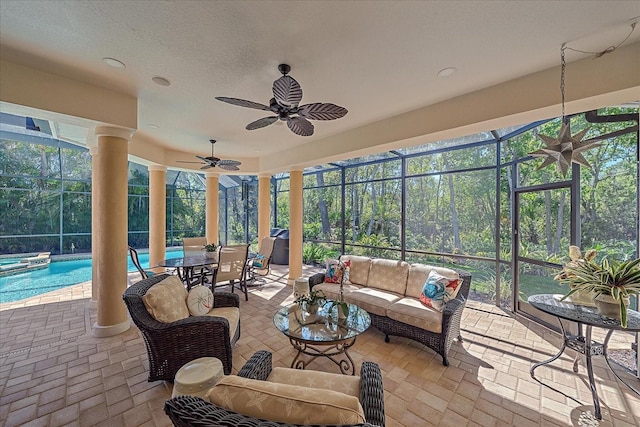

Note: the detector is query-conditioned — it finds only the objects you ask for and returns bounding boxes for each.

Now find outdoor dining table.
[158,256,217,289]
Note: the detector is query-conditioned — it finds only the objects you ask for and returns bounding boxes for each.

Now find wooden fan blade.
[246,116,277,130]
[297,103,348,120]
[200,164,214,170]
[218,164,240,171]
[217,159,241,166]
[287,116,314,136]
[272,76,302,108]
[215,97,271,111]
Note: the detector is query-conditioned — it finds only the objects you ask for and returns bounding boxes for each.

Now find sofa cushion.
[367,259,409,295]
[267,367,360,398]
[387,297,443,333]
[419,270,461,312]
[340,255,371,286]
[324,259,345,284]
[345,287,402,317]
[406,264,460,299]
[207,375,366,425]
[312,282,362,301]
[142,276,189,323]
[205,307,240,340]
[186,285,214,316]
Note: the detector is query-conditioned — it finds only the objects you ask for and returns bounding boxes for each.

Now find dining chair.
[246,236,276,285]
[182,236,212,284]
[182,237,207,256]
[211,244,250,301]
[128,246,154,280]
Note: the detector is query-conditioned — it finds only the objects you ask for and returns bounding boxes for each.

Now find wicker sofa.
[164,350,385,427]
[310,255,471,366]
[122,274,241,381]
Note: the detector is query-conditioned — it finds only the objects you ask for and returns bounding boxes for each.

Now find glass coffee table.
[273,301,371,375]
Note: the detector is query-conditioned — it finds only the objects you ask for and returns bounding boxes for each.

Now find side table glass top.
[528,294,640,331]
[273,301,371,343]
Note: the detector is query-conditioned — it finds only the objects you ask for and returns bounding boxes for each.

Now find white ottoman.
[172,357,224,399]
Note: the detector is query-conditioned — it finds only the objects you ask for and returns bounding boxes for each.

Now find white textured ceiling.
[1,1,639,170]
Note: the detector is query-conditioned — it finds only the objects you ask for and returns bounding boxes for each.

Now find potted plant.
[203,243,218,261]
[295,289,327,315]
[556,246,640,328]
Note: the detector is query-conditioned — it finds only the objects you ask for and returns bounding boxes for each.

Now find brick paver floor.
[1,265,639,426]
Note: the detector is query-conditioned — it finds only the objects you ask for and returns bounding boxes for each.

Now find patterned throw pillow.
[341,259,351,284]
[142,276,190,323]
[252,254,266,269]
[324,259,344,284]
[419,270,461,312]
[186,285,214,316]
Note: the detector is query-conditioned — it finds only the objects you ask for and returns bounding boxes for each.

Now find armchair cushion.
[187,285,214,316]
[267,366,360,397]
[205,306,240,341]
[207,375,366,425]
[142,275,189,323]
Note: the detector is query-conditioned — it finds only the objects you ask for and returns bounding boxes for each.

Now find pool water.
[0,251,182,304]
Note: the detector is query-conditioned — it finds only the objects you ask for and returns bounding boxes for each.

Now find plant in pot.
[203,243,218,261]
[295,289,327,315]
[556,246,640,328]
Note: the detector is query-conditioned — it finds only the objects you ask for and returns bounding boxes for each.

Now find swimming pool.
[0,251,182,304]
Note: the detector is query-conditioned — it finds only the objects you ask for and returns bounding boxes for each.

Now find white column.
[92,125,133,338]
[288,168,303,281]
[148,165,166,273]
[206,172,220,245]
[258,173,272,244]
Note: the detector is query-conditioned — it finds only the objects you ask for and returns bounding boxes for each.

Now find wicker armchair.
[164,350,385,427]
[123,274,240,381]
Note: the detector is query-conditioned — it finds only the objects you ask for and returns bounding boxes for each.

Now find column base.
[92,319,130,338]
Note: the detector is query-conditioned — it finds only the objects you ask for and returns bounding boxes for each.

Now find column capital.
[289,166,304,173]
[148,164,167,172]
[258,173,272,179]
[95,125,135,141]
[205,172,220,178]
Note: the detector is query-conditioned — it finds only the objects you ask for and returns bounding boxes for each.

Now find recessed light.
[437,67,457,78]
[152,76,171,87]
[147,124,159,129]
[102,57,126,69]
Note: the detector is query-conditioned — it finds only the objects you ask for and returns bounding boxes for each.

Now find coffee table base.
[289,337,357,375]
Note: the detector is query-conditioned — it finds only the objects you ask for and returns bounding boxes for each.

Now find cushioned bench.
[310,255,471,366]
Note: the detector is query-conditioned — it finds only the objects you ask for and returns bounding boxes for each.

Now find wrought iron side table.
[528,294,640,420]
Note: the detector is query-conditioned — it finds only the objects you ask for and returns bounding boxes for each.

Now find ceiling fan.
[216,64,348,137]
[177,139,241,171]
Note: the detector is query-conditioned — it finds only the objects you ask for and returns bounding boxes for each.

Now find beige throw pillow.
[186,285,214,316]
[142,276,189,323]
[207,375,366,425]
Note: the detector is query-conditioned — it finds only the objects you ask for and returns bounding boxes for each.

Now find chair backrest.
[254,236,276,271]
[258,236,276,259]
[128,246,148,279]
[215,244,249,283]
[183,237,207,256]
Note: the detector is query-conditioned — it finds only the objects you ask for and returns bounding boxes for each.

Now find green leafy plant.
[294,289,327,308]
[556,246,640,328]
[203,243,217,252]
[328,299,349,317]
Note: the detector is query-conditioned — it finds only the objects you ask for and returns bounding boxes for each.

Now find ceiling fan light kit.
[216,64,348,136]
